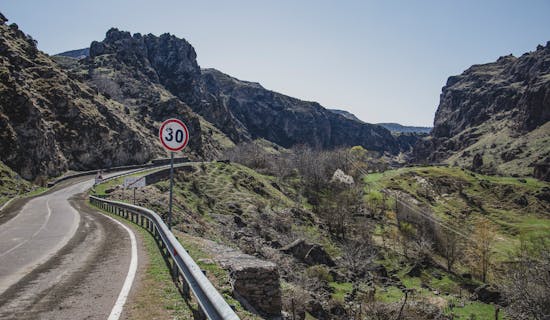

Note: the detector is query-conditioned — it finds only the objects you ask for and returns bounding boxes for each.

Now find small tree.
[398,221,416,258]
[468,217,496,282]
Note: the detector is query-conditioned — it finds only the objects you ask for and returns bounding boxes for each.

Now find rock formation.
[415,43,550,176]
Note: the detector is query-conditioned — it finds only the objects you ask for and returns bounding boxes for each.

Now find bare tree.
[341,235,377,280]
[467,217,496,282]
[317,184,364,240]
[438,223,463,273]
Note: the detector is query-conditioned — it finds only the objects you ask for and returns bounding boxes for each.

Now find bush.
[305,265,333,282]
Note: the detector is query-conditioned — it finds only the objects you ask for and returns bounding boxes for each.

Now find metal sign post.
[168,151,174,229]
[124,176,146,205]
[159,118,189,230]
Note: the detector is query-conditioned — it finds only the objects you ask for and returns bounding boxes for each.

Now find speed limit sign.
[159,119,189,152]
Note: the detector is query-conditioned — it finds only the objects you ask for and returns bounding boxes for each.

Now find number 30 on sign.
[159,119,189,152]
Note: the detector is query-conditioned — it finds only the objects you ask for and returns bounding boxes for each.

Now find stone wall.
[144,164,195,185]
[202,239,282,318]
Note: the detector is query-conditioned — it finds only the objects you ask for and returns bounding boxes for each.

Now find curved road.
[0,173,139,319]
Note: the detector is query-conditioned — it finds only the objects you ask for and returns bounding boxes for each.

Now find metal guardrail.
[47,164,156,187]
[47,157,191,187]
[89,196,240,320]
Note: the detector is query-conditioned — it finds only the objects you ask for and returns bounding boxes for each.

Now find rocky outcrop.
[415,43,550,176]
[0,19,161,180]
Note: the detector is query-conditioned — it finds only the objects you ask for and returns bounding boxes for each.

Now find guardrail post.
[181,277,190,299]
[172,262,179,284]
[197,307,207,320]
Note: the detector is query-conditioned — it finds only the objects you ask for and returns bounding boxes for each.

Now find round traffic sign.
[159,119,189,152]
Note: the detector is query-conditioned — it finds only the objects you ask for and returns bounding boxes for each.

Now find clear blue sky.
[3,0,550,126]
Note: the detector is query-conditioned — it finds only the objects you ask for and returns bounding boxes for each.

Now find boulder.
[474,284,501,304]
[280,239,335,267]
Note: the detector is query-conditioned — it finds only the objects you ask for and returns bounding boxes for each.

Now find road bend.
[0,173,140,319]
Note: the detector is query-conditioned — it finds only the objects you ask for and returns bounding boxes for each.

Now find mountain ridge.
[72,28,407,153]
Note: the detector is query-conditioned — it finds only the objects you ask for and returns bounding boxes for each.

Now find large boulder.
[474,284,502,304]
[281,239,335,267]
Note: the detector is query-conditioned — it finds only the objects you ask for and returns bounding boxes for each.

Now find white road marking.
[0,200,52,257]
[101,213,138,320]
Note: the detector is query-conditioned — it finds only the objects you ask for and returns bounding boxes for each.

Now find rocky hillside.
[0,15,167,180]
[64,28,404,154]
[201,68,402,152]
[415,43,550,176]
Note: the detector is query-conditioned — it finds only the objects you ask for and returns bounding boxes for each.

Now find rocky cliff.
[0,15,165,180]
[416,43,550,176]
[75,28,403,154]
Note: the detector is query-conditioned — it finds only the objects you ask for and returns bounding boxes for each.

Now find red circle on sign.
[159,119,189,152]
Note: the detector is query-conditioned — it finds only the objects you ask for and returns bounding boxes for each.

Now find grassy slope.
[100,162,537,319]
[0,161,37,207]
[366,166,549,259]
[445,120,550,177]
[364,166,549,319]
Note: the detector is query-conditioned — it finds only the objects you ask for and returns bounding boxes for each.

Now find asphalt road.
[0,173,140,319]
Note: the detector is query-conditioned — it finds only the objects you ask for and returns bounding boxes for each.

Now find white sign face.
[159,118,189,152]
[124,177,146,188]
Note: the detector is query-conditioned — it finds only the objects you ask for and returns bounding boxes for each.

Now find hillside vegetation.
[0,161,33,206]
[98,143,550,319]
[366,166,550,259]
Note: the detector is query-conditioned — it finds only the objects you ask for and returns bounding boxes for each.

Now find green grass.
[291,224,340,257]
[448,301,504,320]
[429,274,460,294]
[167,162,296,218]
[375,286,404,303]
[329,282,353,303]
[365,165,550,263]
[0,162,48,207]
[0,161,38,206]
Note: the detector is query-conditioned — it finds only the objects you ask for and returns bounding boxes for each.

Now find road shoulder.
[90,201,194,319]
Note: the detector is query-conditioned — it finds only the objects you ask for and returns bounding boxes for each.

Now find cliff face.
[0,17,162,180]
[416,43,550,176]
[82,29,403,154]
[200,68,401,153]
